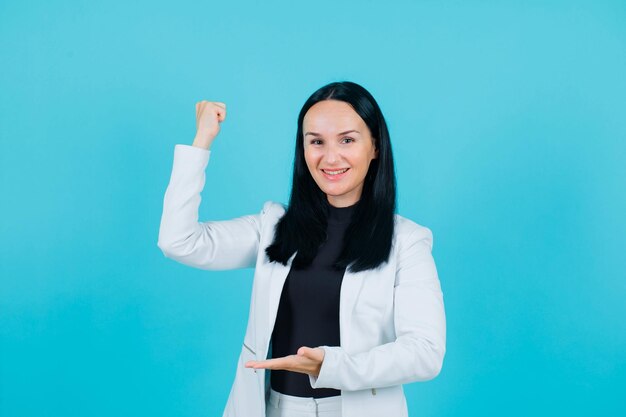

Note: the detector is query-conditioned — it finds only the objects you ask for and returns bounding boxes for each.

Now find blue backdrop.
[1,1,625,416]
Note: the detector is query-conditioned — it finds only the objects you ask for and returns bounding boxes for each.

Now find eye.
[342,137,354,143]
[310,139,322,145]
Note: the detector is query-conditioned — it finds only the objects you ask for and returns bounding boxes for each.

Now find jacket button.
[371,388,376,395]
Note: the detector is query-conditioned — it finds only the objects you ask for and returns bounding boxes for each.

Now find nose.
[323,145,340,165]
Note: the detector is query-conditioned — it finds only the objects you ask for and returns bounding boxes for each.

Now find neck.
[327,200,357,224]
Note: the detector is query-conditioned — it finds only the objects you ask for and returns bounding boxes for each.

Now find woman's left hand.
[244,346,325,377]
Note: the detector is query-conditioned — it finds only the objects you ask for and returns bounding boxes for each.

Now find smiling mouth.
[321,168,349,175]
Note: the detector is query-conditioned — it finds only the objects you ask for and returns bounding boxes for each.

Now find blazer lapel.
[262,252,297,355]
[337,268,364,351]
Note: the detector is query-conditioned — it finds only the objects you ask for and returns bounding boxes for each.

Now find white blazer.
[157,144,446,417]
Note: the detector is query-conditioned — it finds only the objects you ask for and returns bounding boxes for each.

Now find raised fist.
[194,101,227,149]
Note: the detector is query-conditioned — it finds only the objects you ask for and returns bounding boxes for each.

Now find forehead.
[303,100,364,131]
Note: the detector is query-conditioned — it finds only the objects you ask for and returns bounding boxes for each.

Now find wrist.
[192,136,212,150]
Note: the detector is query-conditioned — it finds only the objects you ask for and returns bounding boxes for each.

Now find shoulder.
[260,200,287,221]
[393,213,434,250]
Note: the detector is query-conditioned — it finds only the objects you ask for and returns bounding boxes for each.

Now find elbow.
[157,232,180,258]
[427,354,444,380]
[157,227,181,257]
[157,238,175,257]
[422,344,445,381]
[157,225,170,253]
[410,339,446,382]
[157,238,187,260]
[157,220,182,256]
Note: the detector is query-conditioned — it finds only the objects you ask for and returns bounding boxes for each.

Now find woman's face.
[303,99,378,208]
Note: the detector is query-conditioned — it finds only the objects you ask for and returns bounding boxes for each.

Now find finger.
[298,347,324,363]
[297,346,317,357]
[249,358,282,369]
[215,105,227,122]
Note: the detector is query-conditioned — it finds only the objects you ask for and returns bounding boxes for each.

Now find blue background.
[1,0,625,416]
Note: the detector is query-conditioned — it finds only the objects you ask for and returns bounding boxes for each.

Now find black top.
[269,201,356,398]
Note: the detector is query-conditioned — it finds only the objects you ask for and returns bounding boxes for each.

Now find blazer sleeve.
[308,225,446,391]
[157,144,270,270]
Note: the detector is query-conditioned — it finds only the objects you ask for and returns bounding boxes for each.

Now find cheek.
[304,149,319,167]
[350,152,371,170]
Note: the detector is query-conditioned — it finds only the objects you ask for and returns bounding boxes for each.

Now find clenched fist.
[192,101,227,150]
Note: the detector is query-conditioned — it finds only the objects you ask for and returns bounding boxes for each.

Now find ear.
[370,136,379,159]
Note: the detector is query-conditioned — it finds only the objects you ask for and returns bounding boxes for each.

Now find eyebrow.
[304,129,360,137]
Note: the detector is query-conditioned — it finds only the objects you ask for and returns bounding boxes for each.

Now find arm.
[157,144,268,270]
[308,225,446,391]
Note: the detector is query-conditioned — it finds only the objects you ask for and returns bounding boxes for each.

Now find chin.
[322,189,348,197]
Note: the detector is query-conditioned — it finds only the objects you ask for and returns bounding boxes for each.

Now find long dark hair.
[265,81,397,273]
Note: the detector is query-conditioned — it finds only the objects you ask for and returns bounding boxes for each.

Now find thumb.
[298,346,325,362]
[297,346,312,356]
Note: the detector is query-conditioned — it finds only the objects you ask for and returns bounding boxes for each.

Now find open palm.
[244,346,325,377]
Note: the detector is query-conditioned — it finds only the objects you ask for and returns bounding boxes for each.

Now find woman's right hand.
[193,101,227,150]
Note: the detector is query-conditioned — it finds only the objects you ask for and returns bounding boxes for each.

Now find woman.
[158,81,446,417]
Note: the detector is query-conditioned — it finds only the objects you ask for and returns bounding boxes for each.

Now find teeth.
[323,168,348,175]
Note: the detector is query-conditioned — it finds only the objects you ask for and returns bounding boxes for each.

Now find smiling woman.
[302,100,379,208]
[265,82,398,274]
[157,81,446,417]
